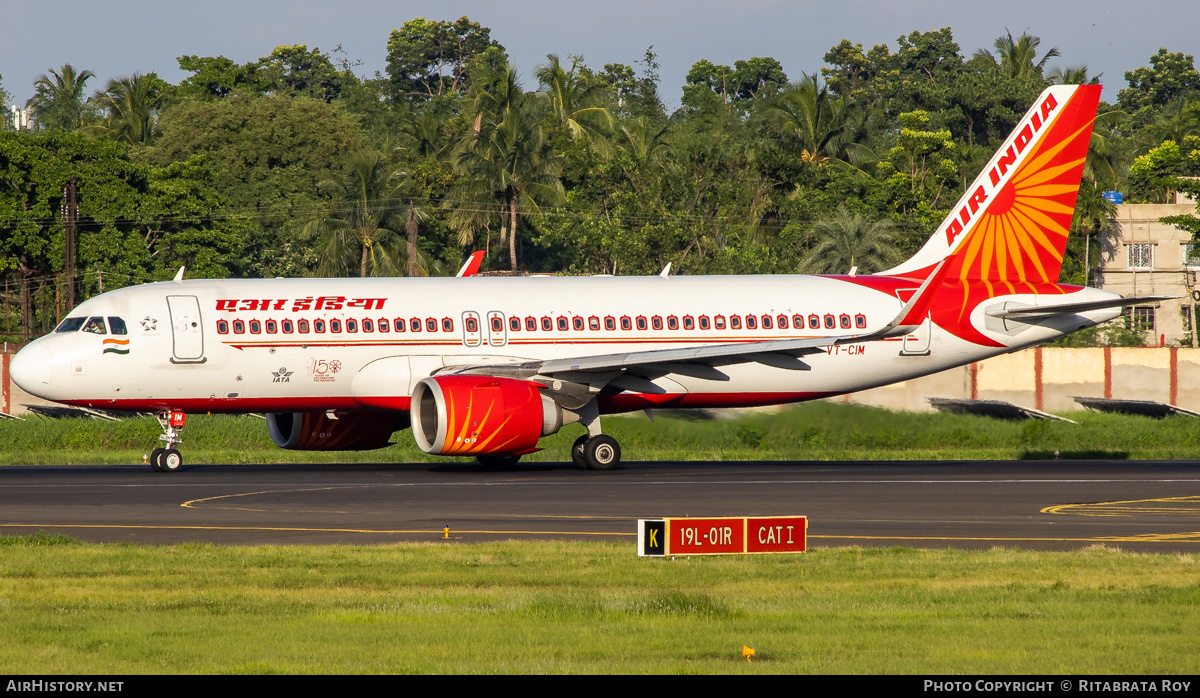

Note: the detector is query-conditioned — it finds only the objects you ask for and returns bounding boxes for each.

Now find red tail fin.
[885,85,1101,283]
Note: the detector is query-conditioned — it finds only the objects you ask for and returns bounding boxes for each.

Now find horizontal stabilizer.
[986,295,1178,320]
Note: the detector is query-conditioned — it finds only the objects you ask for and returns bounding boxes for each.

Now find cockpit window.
[82,317,107,335]
[107,317,128,335]
[55,317,86,333]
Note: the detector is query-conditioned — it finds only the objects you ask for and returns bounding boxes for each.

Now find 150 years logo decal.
[310,358,342,382]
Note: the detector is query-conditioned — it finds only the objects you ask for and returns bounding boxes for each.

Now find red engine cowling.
[410,376,562,456]
[266,411,398,450]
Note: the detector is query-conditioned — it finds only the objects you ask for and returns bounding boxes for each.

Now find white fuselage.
[12,274,1120,415]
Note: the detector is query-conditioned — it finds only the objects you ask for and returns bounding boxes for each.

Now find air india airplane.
[10,84,1158,472]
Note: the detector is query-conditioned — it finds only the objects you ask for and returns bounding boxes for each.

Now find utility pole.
[63,178,77,312]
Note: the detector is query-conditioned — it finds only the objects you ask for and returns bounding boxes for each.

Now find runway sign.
[638,516,807,556]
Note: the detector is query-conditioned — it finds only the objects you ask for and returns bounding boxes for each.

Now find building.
[1097,203,1199,346]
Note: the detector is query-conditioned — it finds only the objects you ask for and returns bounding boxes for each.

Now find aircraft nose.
[10,343,52,395]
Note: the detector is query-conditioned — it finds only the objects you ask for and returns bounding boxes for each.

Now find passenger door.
[167,295,206,363]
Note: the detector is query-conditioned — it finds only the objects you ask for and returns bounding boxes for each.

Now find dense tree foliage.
[2,20,1199,343]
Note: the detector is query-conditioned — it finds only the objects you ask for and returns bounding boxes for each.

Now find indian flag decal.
[102,338,130,355]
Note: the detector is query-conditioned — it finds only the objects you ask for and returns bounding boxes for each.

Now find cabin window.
[542,317,553,331]
[778,315,789,329]
[411,318,422,332]
[233,319,245,334]
[330,319,342,333]
[314,319,326,333]
[699,316,710,330]
[589,316,600,331]
[282,319,294,334]
[298,319,310,333]
[376,319,387,333]
[730,315,741,330]
[855,314,867,329]
[466,317,478,333]
[249,320,262,334]
[808,314,819,329]
[636,316,648,331]
[394,319,405,332]
[108,317,128,335]
[55,317,86,333]
[362,319,373,332]
[525,317,537,331]
[492,317,503,332]
[558,317,569,331]
[839,314,851,329]
[793,315,804,329]
[426,318,438,332]
[605,316,616,331]
[217,320,229,334]
[714,315,726,330]
[510,317,521,331]
[664,316,676,330]
[746,315,757,330]
[266,320,278,334]
[82,317,107,334]
[346,319,357,333]
[620,316,632,330]
[683,316,695,330]
[761,315,773,330]
[443,318,454,332]
[823,314,835,329]
[573,316,584,331]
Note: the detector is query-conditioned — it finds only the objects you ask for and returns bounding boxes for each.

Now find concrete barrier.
[848,347,1200,413]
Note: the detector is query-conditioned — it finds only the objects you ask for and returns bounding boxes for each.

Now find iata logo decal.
[271,367,294,383]
[102,338,129,355]
[310,358,342,383]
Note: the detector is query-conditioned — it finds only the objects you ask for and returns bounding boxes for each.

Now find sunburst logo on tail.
[945,87,1099,284]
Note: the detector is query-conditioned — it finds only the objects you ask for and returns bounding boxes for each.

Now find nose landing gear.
[150,410,187,473]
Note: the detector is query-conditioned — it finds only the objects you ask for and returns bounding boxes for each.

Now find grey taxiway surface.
[3,460,1200,552]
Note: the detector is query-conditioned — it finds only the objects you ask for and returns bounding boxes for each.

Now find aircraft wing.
[537,335,844,374]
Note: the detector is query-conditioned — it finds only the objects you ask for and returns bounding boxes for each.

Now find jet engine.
[410,375,563,456]
[266,411,399,450]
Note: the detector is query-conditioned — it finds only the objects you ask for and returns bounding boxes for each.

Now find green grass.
[1,401,1199,465]
[0,533,1197,673]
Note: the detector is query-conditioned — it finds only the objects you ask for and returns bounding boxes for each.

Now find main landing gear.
[571,434,622,471]
[569,402,621,471]
[150,410,187,473]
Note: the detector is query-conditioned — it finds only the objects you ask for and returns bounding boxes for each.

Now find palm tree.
[615,116,671,165]
[761,73,873,167]
[86,73,163,145]
[1047,65,1101,85]
[300,152,410,278]
[1071,181,1117,287]
[1085,110,1129,188]
[974,31,1060,81]
[1142,97,1200,147]
[535,54,613,150]
[26,64,94,131]
[800,207,901,274]
[449,85,565,271]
